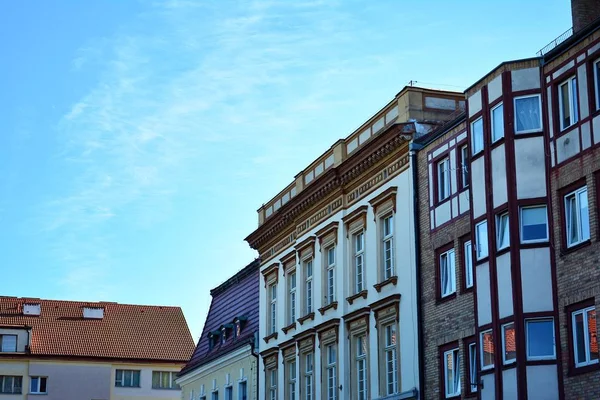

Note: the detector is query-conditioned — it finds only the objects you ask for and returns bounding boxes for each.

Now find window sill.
[568,362,600,376]
[461,285,474,294]
[346,290,368,305]
[434,196,452,209]
[262,332,278,344]
[373,276,398,292]
[151,387,180,390]
[281,322,296,334]
[297,312,315,325]
[318,302,338,316]
[496,246,510,256]
[561,239,591,256]
[436,292,457,305]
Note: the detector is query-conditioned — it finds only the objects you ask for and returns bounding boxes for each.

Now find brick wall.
[550,147,600,399]
[417,121,477,400]
[572,0,600,33]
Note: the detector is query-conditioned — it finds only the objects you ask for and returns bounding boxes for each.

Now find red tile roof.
[0,297,194,362]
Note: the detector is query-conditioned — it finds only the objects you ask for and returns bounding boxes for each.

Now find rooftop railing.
[536,27,573,56]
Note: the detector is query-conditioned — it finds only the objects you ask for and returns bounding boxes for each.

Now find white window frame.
[29,376,47,394]
[520,205,549,243]
[496,212,510,251]
[475,220,488,260]
[437,157,451,202]
[443,348,461,398]
[382,214,395,280]
[461,145,469,188]
[525,318,556,361]
[491,102,504,142]
[353,231,365,294]
[326,345,337,400]
[558,76,579,131]
[501,322,516,365]
[269,369,277,400]
[326,247,336,305]
[464,240,473,289]
[565,186,590,247]
[304,259,313,315]
[304,353,313,400]
[115,369,141,388]
[269,283,277,335]
[468,342,478,393]
[594,58,600,111]
[572,306,599,368]
[471,117,484,155]
[288,271,297,324]
[514,94,543,134]
[384,324,398,395]
[289,360,297,400]
[440,249,456,298]
[480,329,494,370]
[355,335,368,400]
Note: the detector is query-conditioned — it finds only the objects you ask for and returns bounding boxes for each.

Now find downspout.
[250,332,259,400]
[409,141,424,400]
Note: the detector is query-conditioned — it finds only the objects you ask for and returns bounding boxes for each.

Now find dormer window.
[1,335,17,352]
[23,304,41,316]
[83,307,104,319]
[221,327,227,345]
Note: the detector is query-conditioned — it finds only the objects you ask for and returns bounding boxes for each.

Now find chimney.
[572,0,600,33]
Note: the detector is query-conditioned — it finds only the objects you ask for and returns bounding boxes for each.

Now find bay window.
[565,186,590,247]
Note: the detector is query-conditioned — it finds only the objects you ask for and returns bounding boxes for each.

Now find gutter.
[250,332,259,400]
[409,141,424,400]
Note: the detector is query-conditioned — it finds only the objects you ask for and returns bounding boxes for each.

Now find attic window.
[221,327,227,344]
[23,304,41,316]
[83,307,104,319]
[234,316,248,337]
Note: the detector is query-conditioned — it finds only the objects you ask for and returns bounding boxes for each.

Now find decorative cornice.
[318,301,338,316]
[280,251,296,267]
[314,221,339,248]
[261,263,279,287]
[294,235,316,257]
[342,205,368,236]
[369,293,401,312]
[369,186,398,219]
[245,123,414,250]
[263,332,278,344]
[281,322,296,335]
[343,307,371,325]
[314,318,341,334]
[297,312,315,325]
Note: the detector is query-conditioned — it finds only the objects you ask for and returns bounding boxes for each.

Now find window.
[0,335,16,352]
[460,145,469,188]
[288,271,297,324]
[353,231,365,293]
[152,371,179,389]
[222,327,227,344]
[491,103,504,142]
[468,342,478,393]
[595,59,600,111]
[115,370,141,387]
[572,306,599,367]
[440,248,456,298]
[384,324,398,395]
[225,386,232,400]
[238,381,247,400]
[325,247,335,305]
[471,117,484,154]
[437,157,451,202]
[443,348,460,398]
[268,369,277,400]
[496,212,510,250]
[355,335,368,400]
[565,186,590,247]
[212,391,219,400]
[475,221,488,260]
[325,345,337,400]
[288,360,297,400]
[30,377,47,394]
[269,283,277,334]
[526,318,556,360]
[502,323,516,364]
[381,214,394,279]
[520,206,548,243]
[480,329,494,370]
[0,376,22,394]
[464,240,473,289]
[304,259,313,315]
[304,353,313,400]
[558,76,579,130]
[514,95,542,133]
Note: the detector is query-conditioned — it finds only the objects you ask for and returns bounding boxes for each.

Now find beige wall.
[179,350,257,400]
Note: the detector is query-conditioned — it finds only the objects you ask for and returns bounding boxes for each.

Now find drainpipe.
[250,332,259,400]
[409,141,424,400]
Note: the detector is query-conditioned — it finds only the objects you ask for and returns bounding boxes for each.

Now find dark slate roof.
[179,259,260,375]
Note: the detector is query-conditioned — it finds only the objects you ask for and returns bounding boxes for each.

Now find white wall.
[471,157,487,219]
[476,262,492,326]
[258,167,419,399]
[496,253,513,319]
[526,365,559,400]
[515,137,547,199]
[491,145,507,208]
[520,248,553,313]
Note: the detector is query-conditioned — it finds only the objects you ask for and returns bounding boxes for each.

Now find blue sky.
[0,0,571,340]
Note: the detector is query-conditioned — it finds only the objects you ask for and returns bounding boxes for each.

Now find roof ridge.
[0,296,182,310]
